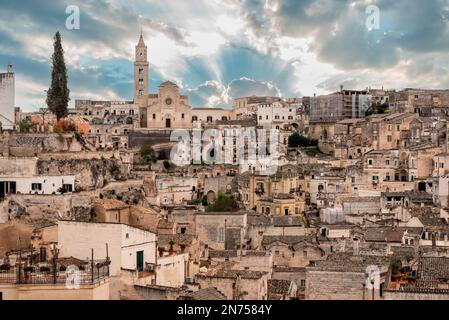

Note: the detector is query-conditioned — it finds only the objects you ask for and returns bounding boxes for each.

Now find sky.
[1,0,449,111]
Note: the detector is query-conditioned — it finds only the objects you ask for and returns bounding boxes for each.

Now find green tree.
[18,119,33,133]
[140,144,156,163]
[46,31,70,121]
[365,102,390,116]
[206,192,239,212]
[288,132,318,148]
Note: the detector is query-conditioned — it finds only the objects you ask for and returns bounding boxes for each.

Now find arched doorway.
[206,190,216,203]
[165,118,171,128]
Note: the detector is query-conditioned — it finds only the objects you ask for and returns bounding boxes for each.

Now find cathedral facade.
[133,35,231,130]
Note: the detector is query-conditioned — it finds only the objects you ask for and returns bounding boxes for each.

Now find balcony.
[0,259,110,285]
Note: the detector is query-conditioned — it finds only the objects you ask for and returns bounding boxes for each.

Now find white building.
[58,221,157,276]
[257,101,297,128]
[0,157,75,198]
[155,253,189,287]
[0,64,15,130]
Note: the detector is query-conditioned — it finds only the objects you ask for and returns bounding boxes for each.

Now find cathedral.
[133,34,231,130]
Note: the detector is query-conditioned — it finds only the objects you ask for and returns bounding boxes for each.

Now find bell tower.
[134,33,149,104]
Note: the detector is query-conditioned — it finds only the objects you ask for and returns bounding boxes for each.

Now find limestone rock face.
[37,158,127,191]
[8,133,83,156]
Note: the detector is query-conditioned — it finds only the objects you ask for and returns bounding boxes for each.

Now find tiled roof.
[182,287,227,300]
[309,254,389,273]
[273,216,303,227]
[268,279,292,295]
[197,269,268,279]
[262,235,309,246]
[364,227,404,243]
[247,214,272,226]
[158,234,196,246]
[95,199,129,210]
[209,250,238,259]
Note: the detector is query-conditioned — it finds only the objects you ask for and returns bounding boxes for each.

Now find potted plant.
[40,266,51,272]
[168,241,175,255]
[0,263,11,271]
[158,247,165,257]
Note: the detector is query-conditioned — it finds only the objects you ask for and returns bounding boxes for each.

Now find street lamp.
[50,244,62,284]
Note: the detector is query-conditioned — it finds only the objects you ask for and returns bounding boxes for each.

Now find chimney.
[7,64,13,73]
[340,85,344,92]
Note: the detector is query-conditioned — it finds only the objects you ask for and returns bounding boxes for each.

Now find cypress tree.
[46,31,70,120]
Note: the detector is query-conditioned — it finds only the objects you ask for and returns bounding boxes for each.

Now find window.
[303,250,308,258]
[139,90,144,96]
[218,228,225,243]
[126,233,129,239]
[192,116,198,122]
[386,160,390,165]
[207,116,213,123]
[396,124,400,131]
[62,184,73,192]
[368,159,373,165]
[300,280,306,288]
[31,183,42,191]
[180,227,186,234]
[153,113,156,120]
[40,247,47,262]
[139,68,144,75]
[182,113,185,119]
[387,135,392,142]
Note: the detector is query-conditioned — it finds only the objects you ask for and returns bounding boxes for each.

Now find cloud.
[227,77,281,99]
[1,0,449,110]
[187,77,282,108]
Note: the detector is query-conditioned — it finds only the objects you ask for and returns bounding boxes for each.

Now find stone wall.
[384,290,449,300]
[37,158,126,191]
[305,269,382,300]
[8,133,82,157]
[0,157,37,177]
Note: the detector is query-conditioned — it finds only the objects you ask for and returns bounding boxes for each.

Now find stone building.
[0,64,15,130]
[131,34,232,130]
[195,269,269,300]
[305,253,390,300]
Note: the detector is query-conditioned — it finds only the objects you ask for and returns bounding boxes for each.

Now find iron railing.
[0,259,110,285]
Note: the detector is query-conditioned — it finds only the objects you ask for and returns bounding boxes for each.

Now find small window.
[182,113,185,119]
[218,228,225,243]
[31,183,42,191]
[180,227,186,234]
[62,184,73,192]
[126,233,129,239]
[153,114,156,120]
